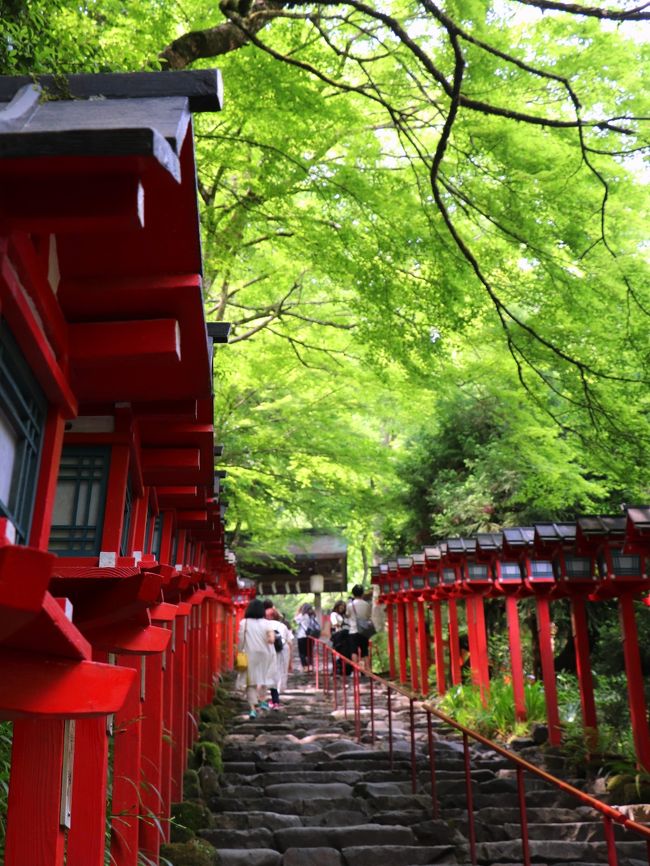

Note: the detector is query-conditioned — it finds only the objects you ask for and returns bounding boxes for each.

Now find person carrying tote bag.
[237,598,276,719]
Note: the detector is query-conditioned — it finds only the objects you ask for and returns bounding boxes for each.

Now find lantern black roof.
[476,532,503,552]
[446,537,477,555]
[503,527,535,547]
[577,516,626,537]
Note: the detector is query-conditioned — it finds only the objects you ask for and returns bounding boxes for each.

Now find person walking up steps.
[265,606,293,708]
[294,603,319,671]
[237,598,276,719]
[346,584,372,672]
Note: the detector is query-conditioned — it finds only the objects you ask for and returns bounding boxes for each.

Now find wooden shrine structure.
[0,70,237,866]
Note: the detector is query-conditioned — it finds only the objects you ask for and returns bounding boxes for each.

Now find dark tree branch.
[512,0,650,20]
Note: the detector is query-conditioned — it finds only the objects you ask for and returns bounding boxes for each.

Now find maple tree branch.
[512,0,650,20]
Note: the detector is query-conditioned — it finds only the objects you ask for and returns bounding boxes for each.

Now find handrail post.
[426,709,439,818]
[315,640,320,690]
[602,815,619,866]
[369,676,375,744]
[324,643,329,694]
[333,650,338,709]
[516,765,531,866]
[463,732,477,866]
[387,687,393,770]
[354,666,361,742]
[409,697,417,794]
[343,661,348,720]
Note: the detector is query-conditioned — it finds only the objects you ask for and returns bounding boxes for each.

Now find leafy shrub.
[189,741,223,774]
[0,722,12,862]
[435,676,546,740]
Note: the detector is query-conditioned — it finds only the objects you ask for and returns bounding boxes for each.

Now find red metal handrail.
[309,637,650,866]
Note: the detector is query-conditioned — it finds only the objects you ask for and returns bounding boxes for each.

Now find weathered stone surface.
[341,844,455,865]
[301,809,376,827]
[198,766,221,798]
[222,762,257,775]
[265,782,353,800]
[261,770,362,786]
[198,827,275,849]
[211,811,301,831]
[282,847,344,866]
[273,823,416,852]
[213,849,281,866]
[354,781,411,798]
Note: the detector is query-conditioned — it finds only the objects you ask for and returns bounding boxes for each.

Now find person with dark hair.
[346,584,372,671]
[265,606,293,708]
[262,599,274,610]
[237,597,276,718]
[294,604,318,670]
[330,600,351,674]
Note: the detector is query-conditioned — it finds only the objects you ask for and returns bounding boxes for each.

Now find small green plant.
[435,676,547,740]
[0,722,13,863]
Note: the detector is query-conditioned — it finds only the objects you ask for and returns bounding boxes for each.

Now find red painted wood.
[570,597,598,741]
[161,630,175,840]
[66,717,110,866]
[397,601,408,685]
[28,408,66,549]
[448,600,462,686]
[5,592,90,660]
[536,597,562,746]
[465,597,480,689]
[111,655,143,866]
[4,719,66,866]
[0,648,135,719]
[618,595,650,771]
[82,621,171,655]
[0,252,77,414]
[141,448,201,484]
[100,444,130,552]
[53,572,162,629]
[0,544,54,640]
[171,611,189,801]
[386,604,396,680]
[417,598,429,695]
[2,174,145,233]
[9,232,69,361]
[158,512,174,567]
[473,597,490,705]
[129,493,148,557]
[139,652,164,861]
[407,601,419,692]
[432,600,446,696]
[69,318,181,367]
[505,597,526,722]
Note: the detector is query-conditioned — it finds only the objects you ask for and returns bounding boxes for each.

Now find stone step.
[340,844,457,865]
[210,811,302,831]
[273,823,418,851]
[476,838,648,862]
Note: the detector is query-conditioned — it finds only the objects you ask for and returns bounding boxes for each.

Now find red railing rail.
[309,637,650,866]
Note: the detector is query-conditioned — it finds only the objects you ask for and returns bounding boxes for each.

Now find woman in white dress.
[265,607,293,708]
[237,598,276,718]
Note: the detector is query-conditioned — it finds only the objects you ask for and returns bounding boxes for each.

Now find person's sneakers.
[270,702,281,710]
[248,709,257,719]
[258,701,270,711]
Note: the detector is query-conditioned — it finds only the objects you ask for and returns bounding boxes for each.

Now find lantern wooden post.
[619,594,650,771]
[4,720,67,866]
[447,599,462,686]
[431,600,446,695]
[505,596,527,722]
[111,655,143,866]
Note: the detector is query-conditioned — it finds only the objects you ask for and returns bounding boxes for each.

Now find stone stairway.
[171,669,649,865]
